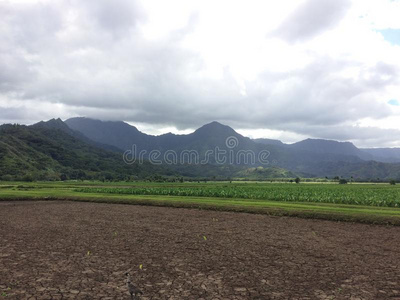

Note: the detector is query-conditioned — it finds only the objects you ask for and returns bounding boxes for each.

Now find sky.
[1,0,400,147]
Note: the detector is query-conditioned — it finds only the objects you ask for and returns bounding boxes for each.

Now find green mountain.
[65,117,154,151]
[310,160,400,181]
[33,118,124,152]
[66,118,283,165]
[234,166,297,180]
[0,123,169,181]
[361,148,400,163]
[288,138,373,160]
[2,117,400,181]
[64,117,400,180]
[253,138,285,147]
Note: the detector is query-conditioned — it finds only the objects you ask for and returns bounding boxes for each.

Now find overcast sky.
[1,0,400,147]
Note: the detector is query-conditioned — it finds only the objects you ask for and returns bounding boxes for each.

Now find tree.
[389,180,396,185]
[339,179,348,184]
[1,175,13,181]
[295,177,301,184]
[22,173,34,182]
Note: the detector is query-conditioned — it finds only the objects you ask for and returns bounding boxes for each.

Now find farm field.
[1,200,400,299]
[1,181,400,225]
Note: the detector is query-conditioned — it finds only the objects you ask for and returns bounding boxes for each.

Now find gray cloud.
[77,0,145,38]
[1,0,400,147]
[0,105,49,125]
[273,0,352,42]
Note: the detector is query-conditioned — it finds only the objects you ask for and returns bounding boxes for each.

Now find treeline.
[0,170,139,182]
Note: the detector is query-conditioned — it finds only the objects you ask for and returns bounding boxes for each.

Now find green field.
[1,181,400,225]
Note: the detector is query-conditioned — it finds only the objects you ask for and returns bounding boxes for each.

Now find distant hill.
[65,117,153,151]
[66,118,281,165]
[64,117,400,179]
[0,123,169,181]
[234,166,297,179]
[361,148,400,163]
[2,117,400,181]
[253,138,285,147]
[34,118,122,152]
[255,137,400,163]
[307,160,400,181]
[288,138,373,160]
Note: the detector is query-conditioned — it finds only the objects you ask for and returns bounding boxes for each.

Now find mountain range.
[65,117,400,179]
[0,120,169,181]
[1,117,400,181]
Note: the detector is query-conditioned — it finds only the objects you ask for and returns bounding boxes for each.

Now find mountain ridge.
[61,117,400,179]
[2,117,400,180]
[0,122,169,181]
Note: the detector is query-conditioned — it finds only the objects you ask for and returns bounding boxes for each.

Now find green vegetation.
[0,124,168,181]
[1,287,11,297]
[233,166,297,179]
[2,120,400,182]
[1,181,400,225]
[75,182,400,207]
[0,122,302,182]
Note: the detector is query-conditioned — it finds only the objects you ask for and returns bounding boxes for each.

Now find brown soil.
[1,201,400,300]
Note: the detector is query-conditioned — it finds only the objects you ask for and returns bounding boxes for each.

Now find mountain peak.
[290,138,374,160]
[189,121,247,146]
[194,121,236,134]
[64,117,148,151]
[65,117,140,132]
[32,118,69,131]
[206,121,224,126]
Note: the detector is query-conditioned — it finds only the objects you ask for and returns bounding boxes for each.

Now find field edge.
[2,195,400,226]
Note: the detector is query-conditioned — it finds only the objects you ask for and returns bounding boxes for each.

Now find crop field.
[1,181,400,225]
[76,183,400,207]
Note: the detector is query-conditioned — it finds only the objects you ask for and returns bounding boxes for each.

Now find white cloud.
[1,0,400,147]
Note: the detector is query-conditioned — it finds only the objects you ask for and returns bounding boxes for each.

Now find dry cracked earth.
[1,201,400,299]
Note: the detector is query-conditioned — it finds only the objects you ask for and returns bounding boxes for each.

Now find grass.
[1,181,400,225]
